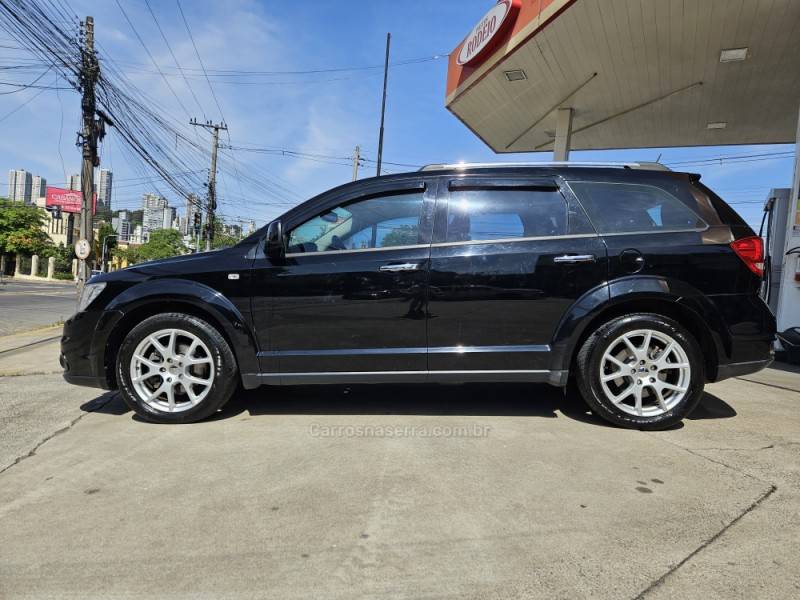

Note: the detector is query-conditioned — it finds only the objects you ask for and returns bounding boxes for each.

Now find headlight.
[77,282,106,312]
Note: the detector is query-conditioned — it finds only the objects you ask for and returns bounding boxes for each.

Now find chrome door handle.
[379,262,421,272]
[553,254,596,264]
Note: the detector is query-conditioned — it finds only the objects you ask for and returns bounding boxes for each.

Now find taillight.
[730,236,764,276]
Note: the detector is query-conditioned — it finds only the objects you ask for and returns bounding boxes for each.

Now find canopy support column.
[553,108,573,161]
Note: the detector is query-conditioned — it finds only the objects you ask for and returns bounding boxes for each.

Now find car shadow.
[79,384,737,429]
[687,391,737,420]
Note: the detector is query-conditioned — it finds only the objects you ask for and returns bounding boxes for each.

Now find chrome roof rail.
[419,161,671,172]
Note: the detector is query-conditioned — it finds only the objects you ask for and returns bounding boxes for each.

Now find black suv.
[62,163,775,429]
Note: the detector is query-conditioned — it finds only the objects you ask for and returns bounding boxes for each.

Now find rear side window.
[570,181,706,234]
[446,189,567,243]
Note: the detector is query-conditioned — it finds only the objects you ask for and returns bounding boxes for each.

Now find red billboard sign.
[45,186,96,214]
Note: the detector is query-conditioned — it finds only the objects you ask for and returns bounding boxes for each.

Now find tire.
[576,313,705,430]
[117,313,238,424]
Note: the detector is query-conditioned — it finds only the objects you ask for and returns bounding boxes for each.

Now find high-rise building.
[32,175,47,201]
[68,173,81,191]
[7,169,32,203]
[112,209,132,242]
[97,169,112,211]
[183,194,201,236]
[163,206,177,230]
[142,193,167,239]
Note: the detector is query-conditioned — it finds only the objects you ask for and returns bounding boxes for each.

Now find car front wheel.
[117,313,238,424]
[576,313,705,430]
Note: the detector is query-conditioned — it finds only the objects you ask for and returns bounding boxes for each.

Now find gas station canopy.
[446,0,800,153]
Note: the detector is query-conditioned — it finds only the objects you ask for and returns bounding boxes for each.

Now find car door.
[426,175,607,377]
[250,178,436,380]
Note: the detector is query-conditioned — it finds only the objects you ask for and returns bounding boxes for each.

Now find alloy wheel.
[129,328,215,413]
[599,328,691,417]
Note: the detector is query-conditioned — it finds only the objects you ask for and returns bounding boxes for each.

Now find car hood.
[91,248,229,284]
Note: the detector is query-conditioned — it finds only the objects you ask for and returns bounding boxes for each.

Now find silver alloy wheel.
[129,328,215,413]
[599,329,691,417]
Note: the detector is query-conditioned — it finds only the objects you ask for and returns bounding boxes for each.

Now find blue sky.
[0,0,795,232]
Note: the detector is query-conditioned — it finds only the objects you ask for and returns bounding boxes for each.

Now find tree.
[111,244,140,266]
[138,228,186,261]
[380,224,418,248]
[0,198,54,256]
[211,220,239,249]
[94,222,117,260]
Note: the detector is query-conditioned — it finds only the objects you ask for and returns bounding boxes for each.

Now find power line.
[142,0,205,118]
[114,0,192,118]
[175,0,225,121]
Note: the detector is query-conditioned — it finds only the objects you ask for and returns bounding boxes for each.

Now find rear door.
[426,175,607,375]
[566,177,716,289]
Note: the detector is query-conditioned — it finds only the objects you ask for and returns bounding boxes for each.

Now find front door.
[426,176,607,376]
[251,179,436,379]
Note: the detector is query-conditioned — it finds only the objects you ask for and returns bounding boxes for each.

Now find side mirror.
[266,220,285,261]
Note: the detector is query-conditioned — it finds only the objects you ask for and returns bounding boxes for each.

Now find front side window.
[445,189,567,243]
[287,191,424,253]
[570,181,706,234]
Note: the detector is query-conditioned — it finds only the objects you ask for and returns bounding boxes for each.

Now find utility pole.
[77,16,104,293]
[352,145,361,181]
[376,32,391,177]
[190,118,227,251]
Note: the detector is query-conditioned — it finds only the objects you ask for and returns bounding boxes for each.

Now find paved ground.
[0,278,76,336]
[0,337,798,599]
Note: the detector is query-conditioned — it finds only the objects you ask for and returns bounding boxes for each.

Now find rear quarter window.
[570,181,706,234]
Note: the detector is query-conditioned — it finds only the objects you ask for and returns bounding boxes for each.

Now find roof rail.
[419,161,671,172]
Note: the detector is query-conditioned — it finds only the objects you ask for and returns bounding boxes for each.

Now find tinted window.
[446,189,567,243]
[571,181,705,234]
[287,191,424,253]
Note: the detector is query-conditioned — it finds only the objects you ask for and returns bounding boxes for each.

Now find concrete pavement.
[0,278,76,336]
[0,360,798,599]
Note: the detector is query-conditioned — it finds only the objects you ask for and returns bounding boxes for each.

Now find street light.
[101,234,118,272]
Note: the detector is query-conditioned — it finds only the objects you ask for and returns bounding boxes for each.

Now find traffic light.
[193,211,201,236]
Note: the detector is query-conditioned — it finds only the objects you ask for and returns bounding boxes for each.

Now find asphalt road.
[1,351,798,599]
[0,278,76,336]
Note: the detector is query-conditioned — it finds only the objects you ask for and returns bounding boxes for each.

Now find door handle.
[379,262,421,272]
[553,254,596,264]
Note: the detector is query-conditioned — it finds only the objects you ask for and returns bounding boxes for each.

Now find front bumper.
[60,309,121,391]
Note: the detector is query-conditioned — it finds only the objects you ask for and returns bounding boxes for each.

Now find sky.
[0,0,796,233]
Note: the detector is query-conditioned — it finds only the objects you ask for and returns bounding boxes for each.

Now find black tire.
[576,313,705,430]
[117,313,238,424]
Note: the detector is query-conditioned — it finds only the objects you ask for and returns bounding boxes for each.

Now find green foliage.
[113,208,143,227]
[212,221,239,249]
[380,224,418,248]
[138,228,186,261]
[0,198,54,256]
[51,243,75,276]
[94,222,117,259]
[111,244,141,265]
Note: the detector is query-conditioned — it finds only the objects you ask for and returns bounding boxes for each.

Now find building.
[183,194,201,236]
[68,173,80,191]
[112,209,132,242]
[34,197,78,247]
[97,169,112,211]
[222,223,242,238]
[141,193,177,240]
[31,175,47,201]
[7,169,32,203]
[131,224,144,245]
[247,220,256,235]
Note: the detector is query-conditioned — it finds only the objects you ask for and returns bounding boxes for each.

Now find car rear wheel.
[117,313,238,424]
[576,313,705,430]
